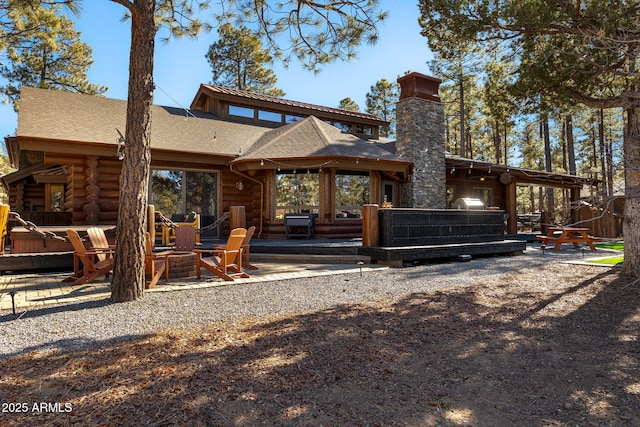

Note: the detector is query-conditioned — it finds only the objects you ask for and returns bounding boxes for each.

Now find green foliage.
[335,173,369,207]
[338,97,360,112]
[418,0,640,110]
[0,1,79,54]
[1,10,107,110]
[142,0,387,71]
[206,23,284,96]
[216,0,387,72]
[151,170,183,216]
[365,78,397,138]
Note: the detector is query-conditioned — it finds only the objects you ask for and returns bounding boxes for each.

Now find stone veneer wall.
[395,96,446,208]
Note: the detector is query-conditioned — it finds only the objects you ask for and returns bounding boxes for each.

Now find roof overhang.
[16,136,236,167]
[231,155,412,176]
[445,155,597,189]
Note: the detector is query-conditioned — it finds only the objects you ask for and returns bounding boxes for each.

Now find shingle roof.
[17,87,271,157]
[16,87,406,167]
[233,116,408,163]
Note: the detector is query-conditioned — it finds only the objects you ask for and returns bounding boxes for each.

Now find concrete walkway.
[0,260,386,312]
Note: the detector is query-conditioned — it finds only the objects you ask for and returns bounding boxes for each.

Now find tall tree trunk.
[566,115,576,175]
[542,114,555,223]
[598,109,608,196]
[458,74,466,158]
[606,127,614,196]
[111,0,157,302]
[623,107,640,274]
[493,119,502,163]
[503,124,508,165]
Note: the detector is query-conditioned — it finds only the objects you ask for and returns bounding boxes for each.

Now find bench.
[536,227,602,251]
[284,213,314,239]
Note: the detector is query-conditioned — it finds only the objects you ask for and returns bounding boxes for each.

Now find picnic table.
[536,226,602,251]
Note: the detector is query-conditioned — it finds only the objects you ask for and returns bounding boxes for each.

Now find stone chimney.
[395,72,446,208]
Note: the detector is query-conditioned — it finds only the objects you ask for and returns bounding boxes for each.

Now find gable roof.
[233,116,409,164]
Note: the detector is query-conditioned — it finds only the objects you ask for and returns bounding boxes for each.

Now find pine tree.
[108,0,387,302]
[419,0,640,274]
[365,78,397,138]
[206,23,284,96]
[1,11,106,110]
[338,97,360,112]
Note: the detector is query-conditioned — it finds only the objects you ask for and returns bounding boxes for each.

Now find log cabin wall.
[7,178,44,212]
[44,153,122,225]
[220,168,258,236]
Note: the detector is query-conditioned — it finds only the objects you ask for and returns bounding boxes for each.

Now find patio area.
[0,259,386,313]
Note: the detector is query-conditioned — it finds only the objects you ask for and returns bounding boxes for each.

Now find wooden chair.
[214,225,258,270]
[65,229,114,286]
[0,204,9,256]
[194,228,249,281]
[145,232,172,289]
[170,226,201,252]
[86,227,114,262]
[162,213,200,245]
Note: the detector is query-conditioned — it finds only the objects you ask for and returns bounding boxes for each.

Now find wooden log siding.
[84,157,100,224]
[220,169,258,234]
[45,153,122,225]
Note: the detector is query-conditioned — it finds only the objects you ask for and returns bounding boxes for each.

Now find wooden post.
[505,182,518,234]
[362,204,379,247]
[147,204,155,248]
[230,206,246,230]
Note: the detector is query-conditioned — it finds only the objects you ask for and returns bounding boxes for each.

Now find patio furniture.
[0,204,9,255]
[162,212,200,245]
[87,226,114,262]
[284,213,314,239]
[64,229,114,285]
[194,228,249,281]
[170,226,201,252]
[536,226,602,251]
[214,225,258,270]
[145,232,172,289]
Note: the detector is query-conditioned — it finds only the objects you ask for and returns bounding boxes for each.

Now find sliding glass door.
[150,169,219,237]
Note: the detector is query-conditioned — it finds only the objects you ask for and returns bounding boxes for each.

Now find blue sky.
[0,1,433,145]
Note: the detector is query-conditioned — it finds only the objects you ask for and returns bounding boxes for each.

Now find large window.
[335,171,369,219]
[150,169,219,236]
[275,171,319,219]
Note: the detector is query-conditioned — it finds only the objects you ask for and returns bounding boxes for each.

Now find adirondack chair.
[0,204,9,255]
[214,225,258,270]
[86,227,115,262]
[170,226,202,252]
[194,228,249,281]
[162,212,200,245]
[65,229,114,285]
[145,232,172,289]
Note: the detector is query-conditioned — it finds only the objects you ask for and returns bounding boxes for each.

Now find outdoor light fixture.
[235,180,244,191]
[115,128,125,160]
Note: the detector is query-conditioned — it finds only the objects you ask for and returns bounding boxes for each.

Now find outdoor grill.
[452,198,485,210]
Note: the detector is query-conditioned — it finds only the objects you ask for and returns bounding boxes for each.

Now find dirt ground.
[1,262,639,426]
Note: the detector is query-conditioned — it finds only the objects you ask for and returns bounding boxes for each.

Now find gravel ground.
[0,245,610,358]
